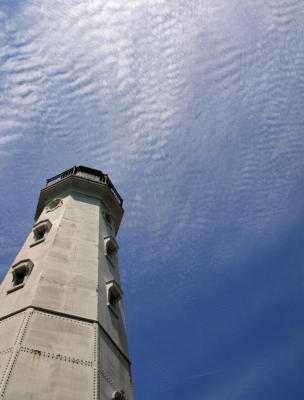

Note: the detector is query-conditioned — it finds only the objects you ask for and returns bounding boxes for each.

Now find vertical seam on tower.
[0,309,33,398]
[94,322,99,400]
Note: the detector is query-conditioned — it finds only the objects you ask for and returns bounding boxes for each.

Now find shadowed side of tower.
[0,166,134,400]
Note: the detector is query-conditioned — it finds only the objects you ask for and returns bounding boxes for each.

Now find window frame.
[104,235,119,268]
[46,198,63,213]
[112,390,126,400]
[7,259,34,294]
[106,280,123,317]
[30,219,52,247]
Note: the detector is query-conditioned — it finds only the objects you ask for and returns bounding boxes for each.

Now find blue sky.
[1,0,304,398]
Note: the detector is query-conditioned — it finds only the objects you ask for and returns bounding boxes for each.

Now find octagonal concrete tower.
[0,166,134,400]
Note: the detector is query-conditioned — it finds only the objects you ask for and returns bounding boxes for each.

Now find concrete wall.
[0,309,97,400]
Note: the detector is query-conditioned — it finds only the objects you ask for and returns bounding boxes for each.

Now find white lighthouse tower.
[0,166,134,400]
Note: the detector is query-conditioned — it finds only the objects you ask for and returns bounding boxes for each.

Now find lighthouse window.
[106,242,116,257]
[7,259,34,294]
[35,226,46,240]
[109,291,117,308]
[104,236,119,267]
[106,280,123,317]
[46,198,63,212]
[112,390,126,400]
[108,289,120,316]
[13,266,27,285]
[30,219,52,247]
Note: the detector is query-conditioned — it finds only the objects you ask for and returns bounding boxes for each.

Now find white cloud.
[0,133,21,146]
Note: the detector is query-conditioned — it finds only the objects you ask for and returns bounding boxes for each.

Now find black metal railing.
[46,166,123,207]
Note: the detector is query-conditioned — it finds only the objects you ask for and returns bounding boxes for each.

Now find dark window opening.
[112,390,126,400]
[13,266,27,286]
[106,281,122,317]
[109,291,117,308]
[104,237,118,266]
[31,220,52,247]
[34,227,46,241]
[7,259,34,294]
[107,244,116,257]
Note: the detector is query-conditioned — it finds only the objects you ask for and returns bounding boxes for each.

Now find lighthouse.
[0,166,134,400]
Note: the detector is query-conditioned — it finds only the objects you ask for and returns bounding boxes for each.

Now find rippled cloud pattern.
[1,1,304,399]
